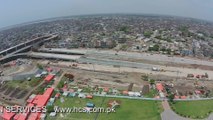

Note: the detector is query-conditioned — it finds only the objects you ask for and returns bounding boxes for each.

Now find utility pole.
[92,63,95,71]
[176,70,179,81]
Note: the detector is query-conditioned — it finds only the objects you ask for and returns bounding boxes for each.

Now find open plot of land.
[0,77,44,105]
[39,60,213,98]
[5,77,42,89]
[171,100,213,119]
[63,68,147,91]
[46,97,162,120]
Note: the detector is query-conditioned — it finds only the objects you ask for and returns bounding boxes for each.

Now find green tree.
[149,79,155,85]
[46,106,54,113]
[57,80,64,89]
[148,44,159,51]
[119,26,129,33]
[36,64,43,69]
[168,93,175,103]
[143,31,153,38]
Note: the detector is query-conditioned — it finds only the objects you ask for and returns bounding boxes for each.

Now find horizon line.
[1,13,213,31]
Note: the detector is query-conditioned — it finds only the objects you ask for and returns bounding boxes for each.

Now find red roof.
[156,83,164,91]
[32,88,54,107]
[32,95,49,107]
[43,87,54,97]
[195,90,201,94]
[27,113,39,120]
[44,75,55,82]
[13,114,20,120]
[122,90,128,95]
[104,87,109,92]
[1,110,15,120]
[69,89,75,93]
[174,96,179,99]
[55,93,60,98]
[180,96,187,99]
[17,114,28,120]
[46,67,53,72]
[27,103,34,107]
[86,95,93,99]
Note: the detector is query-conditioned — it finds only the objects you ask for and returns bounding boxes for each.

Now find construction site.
[0,36,213,120]
[1,45,213,102]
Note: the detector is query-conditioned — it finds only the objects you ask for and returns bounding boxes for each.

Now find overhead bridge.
[0,34,58,57]
[0,34,58,64]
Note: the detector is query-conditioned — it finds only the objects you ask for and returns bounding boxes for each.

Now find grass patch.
[171,100,213,119]
[57,76,66,89]
[5,77,43,89]
[46,97,161,120]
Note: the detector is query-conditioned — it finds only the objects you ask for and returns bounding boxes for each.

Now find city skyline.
[0,0,213,29]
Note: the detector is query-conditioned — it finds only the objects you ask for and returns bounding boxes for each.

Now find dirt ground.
[36,59,213,80]
[64,68,146,91]
[39,60,213,96]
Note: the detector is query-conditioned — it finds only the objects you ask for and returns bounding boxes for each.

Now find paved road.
[86,49,213,67]
[78,57,154,70]
[161,101,190,120]
[38,48,213,67]
[207,114,213,120]
[161,110,191,120]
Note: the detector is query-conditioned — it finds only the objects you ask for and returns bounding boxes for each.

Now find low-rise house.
[112,89,119,94]
[78,93,86,98]
[41,71,48,75]
[55,93,60,98]
[174,95,179,99]
[86,102,95,108]
[159,92,165,98]
[156,83,164,92]
[128,92,141,97]
[44,74,55,83]
[103,87,109,93]
[122,90,129,95]
[49,112,56,117]
[86,95,93,99]
[68,92,76,97]
[101,92,107,95]
[47,98,55,106]
[77,89,83,93]
[195,90,201,95]
[62,92,69,97]
[35,74,42,78]
[180,96,187,99]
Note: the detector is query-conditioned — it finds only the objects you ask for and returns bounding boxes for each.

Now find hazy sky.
[0,0,213,28]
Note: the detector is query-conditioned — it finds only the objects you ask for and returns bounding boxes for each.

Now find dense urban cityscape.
[1,15,213,58]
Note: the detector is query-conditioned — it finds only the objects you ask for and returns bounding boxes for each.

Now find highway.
[78,57,157,70]
[39,48,213,67]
